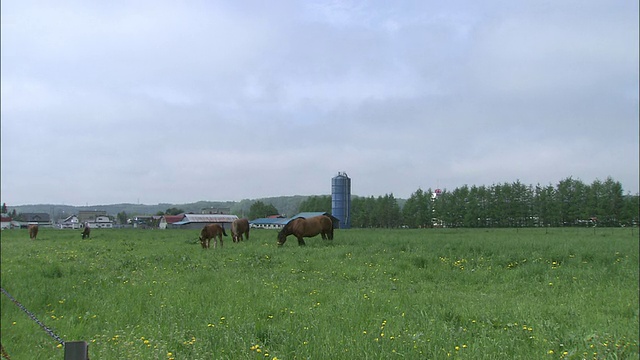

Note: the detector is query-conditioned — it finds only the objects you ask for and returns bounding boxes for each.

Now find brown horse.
[28,224,38,240]
[277,215,334,246]
[81,224,91,239]
[231,218,250,242]
[199,224,228,249]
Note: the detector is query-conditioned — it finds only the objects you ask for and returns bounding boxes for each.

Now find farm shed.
[250,217,289,229]
[170,213,238,230]
[16,213,52,228]
[159,215,184,229]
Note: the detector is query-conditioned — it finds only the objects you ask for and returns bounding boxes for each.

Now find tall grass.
[1,227,638,359]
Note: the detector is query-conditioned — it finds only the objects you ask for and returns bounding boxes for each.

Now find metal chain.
[1,343,11,360]
[1,287,65,346]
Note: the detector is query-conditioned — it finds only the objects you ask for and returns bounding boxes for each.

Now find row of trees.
[4,177,636,229]
[248,201,280,220]
[296,177,639,228]
[1,204,17,219]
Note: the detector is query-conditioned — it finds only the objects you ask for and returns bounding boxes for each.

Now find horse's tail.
[221,225,228,236]
[325,216,334,240]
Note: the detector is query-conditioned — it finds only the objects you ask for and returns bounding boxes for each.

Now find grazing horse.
[199,224,228,249]
[231,218,250,242]
[81,225,91,239]
[28,224,39,240]
[277,215,334,246]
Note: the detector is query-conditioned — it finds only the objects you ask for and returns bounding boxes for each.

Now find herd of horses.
[199,215,334,249]
[199,218,251,249]
[27,223,91,240]
[25,215,335,249]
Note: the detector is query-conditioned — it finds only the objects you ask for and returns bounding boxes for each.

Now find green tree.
[351,196,369,228]
[402,188,432,228]
[534,184,559,226]
[463,185,485,227]
[116,211,128,225]
[297,196,331,213]
[350,197,366,228]
[376,193,401,228]
[248,201,279,220]
[351,196,378,228]
[556,177,587,226]
[449,186,469,227]
[164,207,184,215]
[497,183,514,227]
[600,177,624,226]
[511,180,533,227]
[585,179,604,221]
[487,184,504,227]
[1,203,7,214]
[431,190,449,227]
[621,193,639,226]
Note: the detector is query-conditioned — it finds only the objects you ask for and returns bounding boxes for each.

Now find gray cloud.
[2,0,638,206]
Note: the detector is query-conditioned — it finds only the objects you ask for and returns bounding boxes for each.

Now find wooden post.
[64,341,88,360]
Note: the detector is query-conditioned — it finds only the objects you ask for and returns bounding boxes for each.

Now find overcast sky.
[2,1,638,206]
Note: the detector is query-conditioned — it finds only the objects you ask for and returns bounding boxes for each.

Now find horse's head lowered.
[277,221,294,245]
[276,228,288,245]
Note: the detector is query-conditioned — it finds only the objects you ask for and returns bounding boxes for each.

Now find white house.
[59,215,81,229]
[88,215,113,229]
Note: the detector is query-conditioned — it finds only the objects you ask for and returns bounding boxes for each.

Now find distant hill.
[4,196,315,222]
[5,195,406,222]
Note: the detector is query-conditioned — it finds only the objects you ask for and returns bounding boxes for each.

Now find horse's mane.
[282,217,303,233]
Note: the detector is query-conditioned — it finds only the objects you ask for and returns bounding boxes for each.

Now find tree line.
[4,177,637,229]
[297,177,639,228]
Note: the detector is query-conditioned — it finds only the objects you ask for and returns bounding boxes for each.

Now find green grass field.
[1,227,638,359]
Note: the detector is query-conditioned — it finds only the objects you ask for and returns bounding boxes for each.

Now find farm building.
[159,215,184,229]
[331,172,351,229]
[250,217,289,229]
[58,215,81,229]
[78,210,107,223]
[169,213,238,230]
[87,215,113,229]
[16,213,52,228]
[132,215,154,228]
[1,214,12,229]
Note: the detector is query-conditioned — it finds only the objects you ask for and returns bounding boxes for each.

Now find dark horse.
[231,218,250,242]
[28,224,38,240]
[277,215,334,246]
[199,224,228,249]
[81,224,91,239]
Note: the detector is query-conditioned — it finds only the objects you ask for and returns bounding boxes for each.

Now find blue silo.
[331,172,351,229]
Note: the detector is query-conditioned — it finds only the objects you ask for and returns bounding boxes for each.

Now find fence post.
[64,341,88,360]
